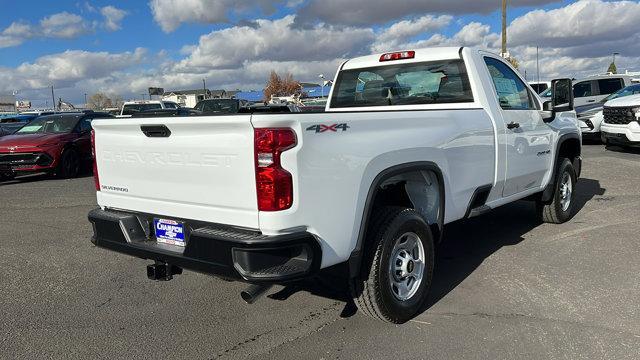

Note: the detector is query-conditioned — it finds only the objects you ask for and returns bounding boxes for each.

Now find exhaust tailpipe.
[147,261,182,281]
[241,284,273,304]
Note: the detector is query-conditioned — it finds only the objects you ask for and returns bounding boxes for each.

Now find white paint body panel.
[92,47,580,269]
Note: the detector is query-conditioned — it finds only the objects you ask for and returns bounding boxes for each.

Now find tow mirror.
[551,78,573,112]
[542,78,573,123]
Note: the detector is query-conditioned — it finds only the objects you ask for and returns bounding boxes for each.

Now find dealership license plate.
[153,218,186,247]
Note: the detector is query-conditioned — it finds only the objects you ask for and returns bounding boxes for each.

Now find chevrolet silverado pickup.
[88,47,581,323]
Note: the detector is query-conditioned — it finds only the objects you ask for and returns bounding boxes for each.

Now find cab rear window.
[330,60,474,108]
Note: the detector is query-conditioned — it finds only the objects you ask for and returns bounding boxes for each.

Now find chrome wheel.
[559,171,573,212]
[389,232,425,301]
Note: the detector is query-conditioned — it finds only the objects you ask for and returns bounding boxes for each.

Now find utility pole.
[501,0,508,57]
[536,46,540,84]
[51,85,56,111]
[84,93,87,108]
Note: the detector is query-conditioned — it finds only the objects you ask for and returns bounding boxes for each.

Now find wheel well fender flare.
[348,161,445,277]
[542,133,581,202]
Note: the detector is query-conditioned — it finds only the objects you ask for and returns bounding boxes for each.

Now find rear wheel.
[57,149,80,179]
[351,207,434,323]
[537,158,577,224]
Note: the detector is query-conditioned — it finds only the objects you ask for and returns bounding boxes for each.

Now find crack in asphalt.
[212,301,343,359]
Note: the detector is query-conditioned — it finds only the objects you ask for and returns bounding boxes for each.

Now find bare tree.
[263,71,302,101]
[87,92,123,110]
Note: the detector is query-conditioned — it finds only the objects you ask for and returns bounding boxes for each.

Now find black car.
[132,108,202,118]
[193,98,244,114]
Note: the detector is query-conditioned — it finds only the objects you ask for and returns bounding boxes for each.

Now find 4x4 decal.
[306,123,350,133]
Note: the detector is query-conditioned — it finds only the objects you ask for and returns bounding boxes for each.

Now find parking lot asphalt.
[1,144,639,360]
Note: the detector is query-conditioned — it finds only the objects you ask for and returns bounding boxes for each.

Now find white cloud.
[149,0,287,32]
[174,15,373,70]
[372,15,452,52]
[388,22,499,51]
[507,0,640,52]
[295,0,559,26]
[40,12,92,39]
[0,49,147,94]
[101,6,128,31]
[0,22,36,48]
[0,12,94,48]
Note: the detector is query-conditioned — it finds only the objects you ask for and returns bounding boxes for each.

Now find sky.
[1,0,639,107]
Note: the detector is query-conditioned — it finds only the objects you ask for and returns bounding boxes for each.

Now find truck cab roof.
[342,47,463,70]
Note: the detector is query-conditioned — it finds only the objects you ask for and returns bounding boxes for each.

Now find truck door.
[483,57,552,197]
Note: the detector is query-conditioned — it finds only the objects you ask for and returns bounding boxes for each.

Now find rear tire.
[57,149,80,179]
[351,207,434,323]
[537,158,577,224]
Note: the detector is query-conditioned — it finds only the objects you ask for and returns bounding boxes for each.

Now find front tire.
[57,149,80,179]
[351,207,434,323]
[0,172,15,182]
[537,158,577,223]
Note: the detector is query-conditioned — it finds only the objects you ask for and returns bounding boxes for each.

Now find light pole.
[84,93,87,108]
[318,74,326,98]
[51,85,56,111]
[612,52,619,66]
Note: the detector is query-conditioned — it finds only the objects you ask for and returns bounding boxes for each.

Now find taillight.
[254,128,296,211]
[379,50,415,62]
[91,129,100,191]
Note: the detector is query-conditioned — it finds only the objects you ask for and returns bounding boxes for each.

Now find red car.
[0,112,113,181]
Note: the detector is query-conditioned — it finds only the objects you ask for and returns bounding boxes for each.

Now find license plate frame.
[153,218,186,247]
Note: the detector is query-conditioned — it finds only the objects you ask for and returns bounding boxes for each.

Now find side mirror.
[541,78,574,123]
[551,78,573,112]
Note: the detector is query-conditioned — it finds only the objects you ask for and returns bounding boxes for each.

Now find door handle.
[587,100,596,103]
[507,122,520,130]
[140,124,171,137]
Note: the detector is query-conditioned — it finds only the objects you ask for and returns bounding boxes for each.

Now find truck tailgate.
[92,115,258,229]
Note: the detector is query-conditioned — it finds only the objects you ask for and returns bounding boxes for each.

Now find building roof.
[163,89,210,96]
[235,91,264,102]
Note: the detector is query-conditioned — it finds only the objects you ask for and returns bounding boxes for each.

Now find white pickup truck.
[88,47,581,323]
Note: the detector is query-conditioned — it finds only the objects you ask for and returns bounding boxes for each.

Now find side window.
[484,57,533,110]
[573,81,592,98]
[598,78,624,95]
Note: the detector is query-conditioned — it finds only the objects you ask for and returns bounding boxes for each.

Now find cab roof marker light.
[379,51,415,62]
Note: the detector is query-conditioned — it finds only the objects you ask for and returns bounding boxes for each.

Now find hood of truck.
[92,116,259,229]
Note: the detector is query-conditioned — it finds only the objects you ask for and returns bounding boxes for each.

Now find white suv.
[541,74,633,107]
[601,93,640,147]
